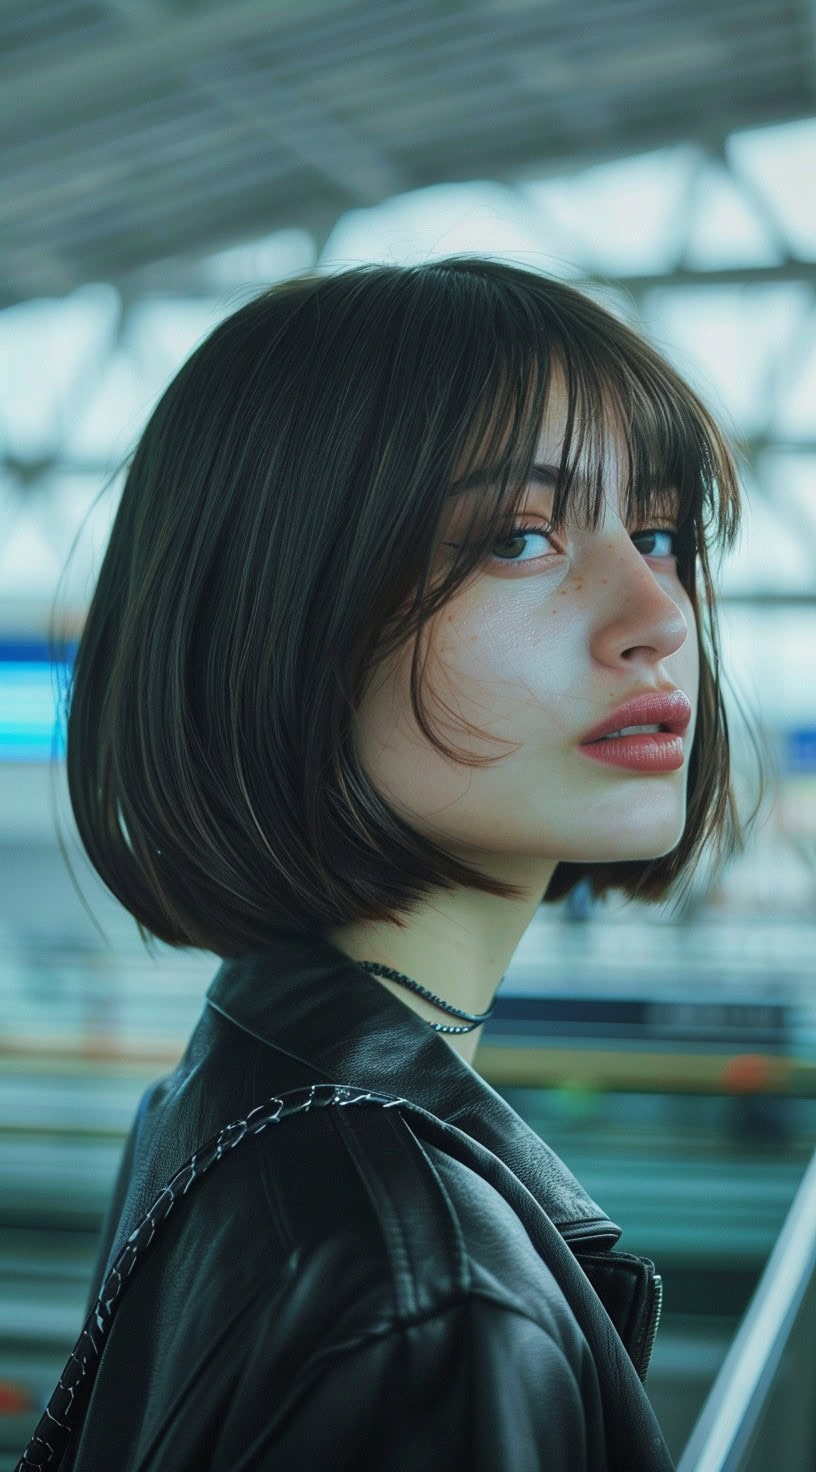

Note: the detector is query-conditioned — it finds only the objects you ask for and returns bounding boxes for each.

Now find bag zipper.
[638,1271,664,1382]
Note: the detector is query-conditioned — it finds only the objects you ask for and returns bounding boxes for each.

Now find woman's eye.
[632,527,680,559]
[443,522,682,568]
[489,524,558,564]
[488,523,681,566]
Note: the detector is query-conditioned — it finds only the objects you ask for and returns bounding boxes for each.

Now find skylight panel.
[683,158,785,270]
[718,466,815,597]
[773,322,816,438]
[0,284,119,462]
[759,453,816,570]
[199,227,317,286]
[318,180,585,277]
[640,285,812,439]
[517,145,699,276]
[727,116,816,261]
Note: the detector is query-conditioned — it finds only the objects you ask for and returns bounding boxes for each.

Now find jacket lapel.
[205,932,624,1250]
[205,934,665,1389]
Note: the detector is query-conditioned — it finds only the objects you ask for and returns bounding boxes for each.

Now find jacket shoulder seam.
[286,1286,585,1384]
[329,1103,473,1316]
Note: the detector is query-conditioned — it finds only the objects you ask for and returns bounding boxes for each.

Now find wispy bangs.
[406,267,742,635]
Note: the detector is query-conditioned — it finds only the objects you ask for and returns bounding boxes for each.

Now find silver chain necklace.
[356,960,496,1034]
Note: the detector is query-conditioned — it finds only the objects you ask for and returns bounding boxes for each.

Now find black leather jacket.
[59,929,675,1472]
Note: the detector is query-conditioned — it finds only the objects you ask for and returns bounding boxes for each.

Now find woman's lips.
[578,689,692,745]
[578,731,685,771]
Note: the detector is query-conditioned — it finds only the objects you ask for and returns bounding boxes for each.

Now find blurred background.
[1,1,816,1467]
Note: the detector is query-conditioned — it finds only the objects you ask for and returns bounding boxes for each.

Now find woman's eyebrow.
[449,460,675,501]
[448,461,563,495]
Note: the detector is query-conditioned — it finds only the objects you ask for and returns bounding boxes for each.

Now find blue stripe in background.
[0,640,77,761]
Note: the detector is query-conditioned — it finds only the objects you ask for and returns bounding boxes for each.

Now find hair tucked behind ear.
[50,256,769,958]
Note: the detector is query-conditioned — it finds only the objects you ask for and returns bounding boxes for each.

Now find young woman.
[31,258,760,1471]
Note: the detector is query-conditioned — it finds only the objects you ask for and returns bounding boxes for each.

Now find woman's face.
[353,376,700,877]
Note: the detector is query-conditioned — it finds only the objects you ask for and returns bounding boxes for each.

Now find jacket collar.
[205,928,622,1251]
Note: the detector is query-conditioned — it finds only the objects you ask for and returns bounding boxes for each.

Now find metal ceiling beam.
[0,0,360,128]
[96,0,403,207]
[599,262,816,289]
[4,0,806,187]
[233,1,799,100]
[102,260,816,303]
[807,0,816,91]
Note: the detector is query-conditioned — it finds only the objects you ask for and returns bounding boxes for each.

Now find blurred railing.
[678,1141,816,1471]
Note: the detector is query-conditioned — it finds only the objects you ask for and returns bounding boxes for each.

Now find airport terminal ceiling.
[1,0,815,297]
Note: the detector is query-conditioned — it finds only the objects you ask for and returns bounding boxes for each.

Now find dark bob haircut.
[53,256,767,959]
